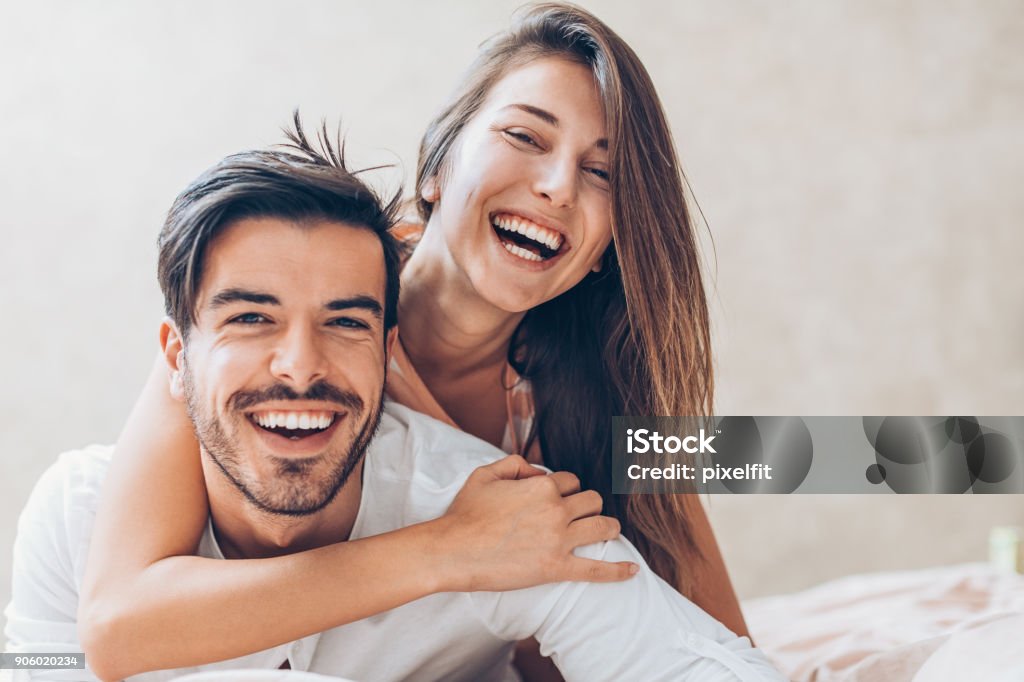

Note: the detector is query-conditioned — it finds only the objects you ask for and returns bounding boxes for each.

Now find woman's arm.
[78,355,634,682]
[682,495,751,639]
[510,498,751,682]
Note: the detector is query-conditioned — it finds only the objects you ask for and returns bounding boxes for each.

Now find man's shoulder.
[6,445,114,648]
[371,401,506,484]
[20,445,113,523]
[359,402,506,527]
[14,445,113,570]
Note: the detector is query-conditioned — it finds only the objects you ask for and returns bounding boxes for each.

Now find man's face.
[169,216,392,516]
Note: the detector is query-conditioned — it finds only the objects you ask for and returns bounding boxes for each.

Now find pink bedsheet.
[743,563,1024,681]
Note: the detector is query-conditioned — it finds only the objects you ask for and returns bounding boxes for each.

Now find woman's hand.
[432,454,637,592]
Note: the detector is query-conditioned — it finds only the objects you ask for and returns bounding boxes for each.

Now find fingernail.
[629,563,639,575]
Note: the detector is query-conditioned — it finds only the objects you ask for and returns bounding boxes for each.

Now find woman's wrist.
[413,515,469,594]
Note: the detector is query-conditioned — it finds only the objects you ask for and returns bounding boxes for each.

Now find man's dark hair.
[158,112,402,339]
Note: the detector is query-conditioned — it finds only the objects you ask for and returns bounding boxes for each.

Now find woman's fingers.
[567,514,621,547]
[546,470,581,496]
[476,454,544,481]
[562,489,604,521]
[564,557,638,583]
[441,461,636,589]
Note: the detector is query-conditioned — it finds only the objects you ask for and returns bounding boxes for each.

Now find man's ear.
[159,318,187,402]
[384,326,399,365]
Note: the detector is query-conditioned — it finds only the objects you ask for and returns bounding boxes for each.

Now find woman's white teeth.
[253,411,334,430]
[492,215,563,251]
[502,241,544,262]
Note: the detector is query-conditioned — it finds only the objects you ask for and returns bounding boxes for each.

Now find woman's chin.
[469,277,548,316]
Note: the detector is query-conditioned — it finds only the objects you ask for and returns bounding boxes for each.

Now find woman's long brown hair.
[415,2,714,594]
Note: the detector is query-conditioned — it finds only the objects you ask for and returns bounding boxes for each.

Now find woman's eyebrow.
[501,103,608,149]
[505,103,560,126]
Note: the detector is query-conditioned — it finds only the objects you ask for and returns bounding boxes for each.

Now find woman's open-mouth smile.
[490,211,570,270]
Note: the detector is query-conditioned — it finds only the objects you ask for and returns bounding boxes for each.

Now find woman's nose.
[532,156,578,209]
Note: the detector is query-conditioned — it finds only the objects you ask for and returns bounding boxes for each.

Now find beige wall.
[2,0,1022,623]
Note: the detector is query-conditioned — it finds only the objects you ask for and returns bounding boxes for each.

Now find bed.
[744,563,1024,680]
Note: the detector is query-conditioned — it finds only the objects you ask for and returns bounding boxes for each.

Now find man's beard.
[184,371,384,517]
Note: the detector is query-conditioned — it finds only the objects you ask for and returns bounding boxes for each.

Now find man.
[5,123,782,681]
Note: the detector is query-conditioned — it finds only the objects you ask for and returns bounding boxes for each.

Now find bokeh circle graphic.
[863,416,1020,493]
[713,417,813,493]
[866,463,887,484]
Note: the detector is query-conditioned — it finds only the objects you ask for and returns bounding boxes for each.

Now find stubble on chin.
[183,367,385,517]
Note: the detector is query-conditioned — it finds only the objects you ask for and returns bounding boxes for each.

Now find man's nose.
[269,325,329,392]
[532,155,578,209]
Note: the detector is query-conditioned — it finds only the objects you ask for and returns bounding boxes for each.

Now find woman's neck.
[398,226,525,383]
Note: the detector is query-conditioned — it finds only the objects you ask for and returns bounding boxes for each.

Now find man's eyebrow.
[208,288,280,308]
[504,103,608,150]
[326,295,383,319]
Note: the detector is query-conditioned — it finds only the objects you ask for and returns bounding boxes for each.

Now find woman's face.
[427,56,613,313]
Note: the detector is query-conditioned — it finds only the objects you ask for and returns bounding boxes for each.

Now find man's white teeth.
[253,411,334,430]
[502,241,544,262]
[492,214,563,251]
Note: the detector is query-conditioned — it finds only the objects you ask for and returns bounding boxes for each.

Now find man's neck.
[202,456,364,560]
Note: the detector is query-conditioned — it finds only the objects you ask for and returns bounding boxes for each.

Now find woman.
[80,3,748,679]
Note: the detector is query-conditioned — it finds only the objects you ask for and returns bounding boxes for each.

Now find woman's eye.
[504,130,540,148]
[230,313,267,325]
[586,167,610,182]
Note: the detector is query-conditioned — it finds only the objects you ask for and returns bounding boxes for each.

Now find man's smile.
[251,409,337,433]
[244,407,349,456]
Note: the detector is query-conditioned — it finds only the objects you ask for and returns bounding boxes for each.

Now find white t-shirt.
[4,402,782,682]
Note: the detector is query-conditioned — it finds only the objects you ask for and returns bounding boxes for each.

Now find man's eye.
[230,313,268,324]
[329,317,369,329]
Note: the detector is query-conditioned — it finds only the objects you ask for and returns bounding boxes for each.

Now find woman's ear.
[159,318,187,402]
[592,244,612,273]
[384,326,399,363]
[421,176,440,203]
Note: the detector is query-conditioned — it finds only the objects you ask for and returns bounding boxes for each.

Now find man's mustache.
[230,381,364,413]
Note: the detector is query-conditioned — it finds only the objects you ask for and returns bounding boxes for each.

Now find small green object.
[989,526,1023,573]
